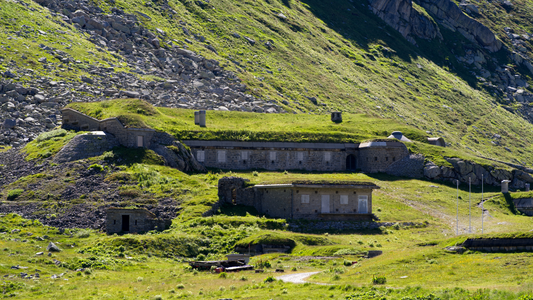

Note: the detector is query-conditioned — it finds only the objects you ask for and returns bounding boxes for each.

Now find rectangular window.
[324,152,331,162]
[137,136,144,147]
[297,152,304,161]
[301,195,310,204]
[196,151,205,162]
[270,151,276,161]
[217,150,226,163]
[241,151,248,160]
[340,195,349,205]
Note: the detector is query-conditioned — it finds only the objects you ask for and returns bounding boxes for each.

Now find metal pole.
[469,177,472,234]
[481,174,484,234]
[456,179,459,236]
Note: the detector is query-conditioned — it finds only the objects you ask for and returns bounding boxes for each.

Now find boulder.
[46,242,61,252]
[424,162,442,179]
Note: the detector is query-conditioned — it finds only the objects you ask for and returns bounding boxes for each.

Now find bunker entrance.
[346,154,356,170]
[122,215,130,232]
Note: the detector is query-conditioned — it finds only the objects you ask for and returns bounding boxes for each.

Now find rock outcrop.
[368,0,501,52]
[54,132,120,164]
[368,0,442,44]
[417,0,502,52]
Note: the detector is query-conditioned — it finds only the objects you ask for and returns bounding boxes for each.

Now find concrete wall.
[106,208,171,234]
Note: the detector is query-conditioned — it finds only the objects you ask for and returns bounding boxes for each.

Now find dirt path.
[276,272,321,284]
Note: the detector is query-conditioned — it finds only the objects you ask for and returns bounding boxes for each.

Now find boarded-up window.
[324,152,331,162]
[301,195,310,204]
[270,151,276,161]
[137,136,144,147]
[358,195,368,214]
[340,195,349,205]
[297,152,304,161]
[196,151,205,162]
[241,151,248,160]
[217,150,226,163]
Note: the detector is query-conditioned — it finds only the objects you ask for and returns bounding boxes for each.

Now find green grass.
[23,129,79,161]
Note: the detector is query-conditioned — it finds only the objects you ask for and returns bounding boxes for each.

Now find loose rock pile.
[1,0,284,147]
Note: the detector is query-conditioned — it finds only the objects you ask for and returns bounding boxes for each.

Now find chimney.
[199,110,206,127]
[501,180,511,193]
[331,112,342,123]
[194,111,199,125]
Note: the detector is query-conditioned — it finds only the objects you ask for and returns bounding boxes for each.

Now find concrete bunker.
[217,177,380,221]
[106,208,172,234]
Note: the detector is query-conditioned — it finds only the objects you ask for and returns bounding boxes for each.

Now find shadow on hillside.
[298,0,480,88]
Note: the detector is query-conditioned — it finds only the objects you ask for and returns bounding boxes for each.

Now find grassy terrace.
[66,99,428,143]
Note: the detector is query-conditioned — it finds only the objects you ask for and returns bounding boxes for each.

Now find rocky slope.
[1,0,533,167]
[1,0,283,147]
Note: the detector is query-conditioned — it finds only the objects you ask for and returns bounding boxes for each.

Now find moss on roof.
[291,180,379,187]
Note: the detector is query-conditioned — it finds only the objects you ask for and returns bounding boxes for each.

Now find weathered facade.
[185,140,409,173]
[217,177,380,221]
[61,108,155,148]
[106,208,172,234]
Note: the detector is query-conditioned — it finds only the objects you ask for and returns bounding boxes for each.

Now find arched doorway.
[346,154,356,170]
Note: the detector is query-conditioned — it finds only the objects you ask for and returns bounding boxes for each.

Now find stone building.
[106,208,172,234]
[61,108,155,148]
[185,139,408,173]
[217,177,380,221]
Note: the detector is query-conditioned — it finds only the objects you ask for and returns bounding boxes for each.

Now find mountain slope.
[0,0,533,167]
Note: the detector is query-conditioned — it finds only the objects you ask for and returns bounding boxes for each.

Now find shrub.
[264,276,276,283]
[219,272,227,279]
[176,284,185,289]
[343,260,353,266]
[252,171,259,176]
[75,229,91,238]
[240,275,248,281]
[372,275,386,285]
[88,164,104,172]
[7,189,24,200]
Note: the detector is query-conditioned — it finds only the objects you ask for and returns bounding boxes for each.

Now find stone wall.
[184,140,409,173]
[463,238,533,252]
[54,131,120,163]
[62,109,101,131]
[106,208,171,234]
[256,187,292,219]
[61,108,155,148]
[215,177,378,221]
[288,187,373,220]
[358,141,409,173]
[191,147,349,172]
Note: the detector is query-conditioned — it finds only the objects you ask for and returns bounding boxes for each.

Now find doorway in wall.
[122,215,130,231]
[358,196,368,214]
[137,136,144,148]
[321,195,330,213]
[346,154,356,170]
